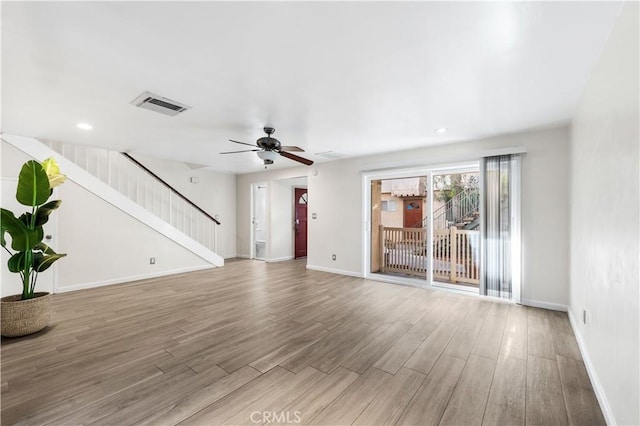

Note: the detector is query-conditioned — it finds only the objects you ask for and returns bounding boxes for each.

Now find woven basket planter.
[1,292,51,337]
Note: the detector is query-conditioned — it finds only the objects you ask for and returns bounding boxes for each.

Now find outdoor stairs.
[2,134,224,267]
[415,189,480,230]
[454,211,480,230]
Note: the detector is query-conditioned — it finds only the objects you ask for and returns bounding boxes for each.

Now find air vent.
[130,91,191,116]
[185,162,208,170]
[314,151,343,159]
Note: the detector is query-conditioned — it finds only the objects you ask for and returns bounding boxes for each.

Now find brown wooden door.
[403,199,423,228]
[295,188,308,258]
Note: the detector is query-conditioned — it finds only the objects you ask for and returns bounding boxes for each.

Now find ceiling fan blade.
[229,139,258,147]
[280,146,305,152]
[279,151,314,166]
[220,149,260,154]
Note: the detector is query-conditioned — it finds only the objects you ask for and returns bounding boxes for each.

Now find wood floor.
[1,259,605,425]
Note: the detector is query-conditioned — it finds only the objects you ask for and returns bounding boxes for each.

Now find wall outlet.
[150,257,156,265]
[583,309,587,324]
[312,213,317,219]
[332,254,336,261]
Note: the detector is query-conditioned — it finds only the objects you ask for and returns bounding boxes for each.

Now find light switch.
[312,213,317,219]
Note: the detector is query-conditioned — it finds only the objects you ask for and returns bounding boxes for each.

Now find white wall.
[569,3,639,425]
[237,126,570,307]
[236,170,307,261]
[270,180,294,261]
[1,141,212,294]
[130,154,237,259]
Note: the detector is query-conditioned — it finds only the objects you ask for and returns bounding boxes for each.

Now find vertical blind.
[481,154,520,300]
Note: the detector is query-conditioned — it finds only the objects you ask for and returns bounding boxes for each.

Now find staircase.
[418,189,480,230]
[2,134,223,267]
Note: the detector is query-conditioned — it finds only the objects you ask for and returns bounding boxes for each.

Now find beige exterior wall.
[380,193,404,227]
[380,191,445,228]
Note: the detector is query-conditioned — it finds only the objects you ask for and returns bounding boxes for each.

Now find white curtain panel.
[481,154,521,300]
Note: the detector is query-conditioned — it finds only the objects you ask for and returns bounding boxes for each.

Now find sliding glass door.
[370,175,429,280]
[430,167,481,292]
[364,158,521,303]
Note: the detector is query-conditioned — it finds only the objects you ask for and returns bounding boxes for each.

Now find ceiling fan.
[221,127,314,167]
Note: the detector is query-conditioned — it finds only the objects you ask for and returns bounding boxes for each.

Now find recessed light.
[76,123,93,131]
[435,127,448,134]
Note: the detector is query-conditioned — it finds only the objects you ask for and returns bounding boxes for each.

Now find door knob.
[45,235,52,240]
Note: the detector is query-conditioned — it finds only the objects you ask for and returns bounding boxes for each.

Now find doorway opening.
[251,183,268,260]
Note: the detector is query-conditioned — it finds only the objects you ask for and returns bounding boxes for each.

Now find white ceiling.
[2,2,623,174]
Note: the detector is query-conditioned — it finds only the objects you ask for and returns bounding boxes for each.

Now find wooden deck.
[1,259,604,425]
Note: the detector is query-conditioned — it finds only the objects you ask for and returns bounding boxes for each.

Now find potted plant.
[1,158,67,337]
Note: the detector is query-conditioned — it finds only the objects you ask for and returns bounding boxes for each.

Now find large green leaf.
[1,208,27,247]
[11,228,41,252]
[32,252,66,273]
[34,226,44,246]
[1,208,23,235]
[8,252,27,273]
[34,200,62,226]
[0,209,41,251]
[16,160,50,207]
[18,212,33,227]
[35,241,55,254]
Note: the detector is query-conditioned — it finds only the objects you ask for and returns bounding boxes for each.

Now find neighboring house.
[380,177,430,229]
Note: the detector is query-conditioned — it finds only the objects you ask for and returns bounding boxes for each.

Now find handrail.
[412,188,479,229]
[120,152,221,225]
[431,189,479,229]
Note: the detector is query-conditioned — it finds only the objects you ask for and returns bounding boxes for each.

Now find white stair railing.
[430,189,480,230]
[45,140,219,253]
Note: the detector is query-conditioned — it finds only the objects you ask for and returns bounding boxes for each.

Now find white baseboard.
[55,264,216,293]
[521,298,568,312]
[235,254,251,259]
[567,310,616,426]
[306,264,363,278]
[266,256,295,263]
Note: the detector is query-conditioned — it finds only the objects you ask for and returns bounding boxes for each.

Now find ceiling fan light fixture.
[224,127,313,167]
[257,150,279,162]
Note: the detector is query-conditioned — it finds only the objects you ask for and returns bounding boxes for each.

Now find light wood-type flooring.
[1,259,605,425]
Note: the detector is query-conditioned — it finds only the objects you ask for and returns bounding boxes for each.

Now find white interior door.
[1,178,57,297]
[252,184,267,260]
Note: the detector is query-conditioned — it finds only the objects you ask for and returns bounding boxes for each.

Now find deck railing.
[433,227,480,285]
[380,226,480,285]
[380,226,427,277]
